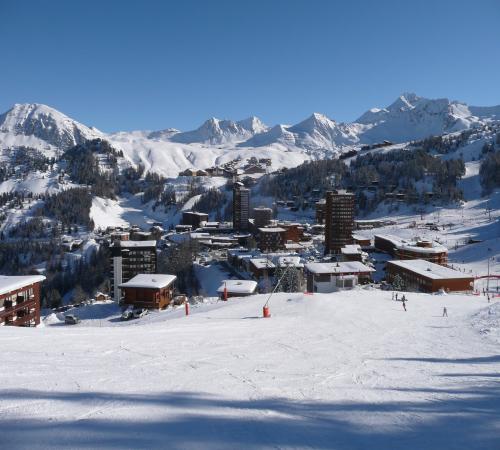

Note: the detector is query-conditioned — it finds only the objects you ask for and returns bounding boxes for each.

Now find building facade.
[305,262,374,293]
[0,275,45,327]
[181,211,209,230]
[279,222,305,243]
[258,227,286,252]
[315,199,326,224]
[386,259,474,293]
[233,182,250,231]
[110,240,157,302]
[375,235,448,265]
[119,274,176,309]
[324,190,355,255]
[253,206,273,228]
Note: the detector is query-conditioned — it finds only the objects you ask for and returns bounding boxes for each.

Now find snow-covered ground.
[1,289,499,449]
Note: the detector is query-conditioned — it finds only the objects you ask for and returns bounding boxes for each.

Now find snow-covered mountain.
[355,93,488,143]
[0,103,102,156]
[170,116,268,145]
[0,94,499,177]
[242,113,361,151]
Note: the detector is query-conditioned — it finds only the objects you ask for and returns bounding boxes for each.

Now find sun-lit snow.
[1,290,499,449]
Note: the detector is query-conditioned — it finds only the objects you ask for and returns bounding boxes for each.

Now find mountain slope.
[355,93,487,143]
[3,290,499,449]
[0,103,102,156]
[0,94,499,177]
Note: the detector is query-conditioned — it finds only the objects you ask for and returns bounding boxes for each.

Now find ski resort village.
[0,94,499,449]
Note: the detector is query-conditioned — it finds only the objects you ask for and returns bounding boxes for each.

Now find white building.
[305,261,375,293]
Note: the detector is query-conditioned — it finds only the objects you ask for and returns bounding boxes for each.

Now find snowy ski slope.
[1,290,499,449]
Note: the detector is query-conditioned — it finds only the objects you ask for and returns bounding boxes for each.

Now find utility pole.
[487,253,492,293]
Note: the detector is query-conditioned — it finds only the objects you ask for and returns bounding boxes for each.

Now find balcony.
[0,297,36,316]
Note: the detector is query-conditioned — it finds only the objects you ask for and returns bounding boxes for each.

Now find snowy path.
[1,290,499,449]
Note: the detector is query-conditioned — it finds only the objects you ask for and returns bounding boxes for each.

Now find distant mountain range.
[1,93,499,177]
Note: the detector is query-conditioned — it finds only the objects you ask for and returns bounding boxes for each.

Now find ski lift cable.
[263,262,295,309]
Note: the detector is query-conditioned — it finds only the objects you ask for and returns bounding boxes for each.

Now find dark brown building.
[0,275,45,327]
[258,227,285,252]
[119,274,176,309]
[324,190,355,255]
[182,211,209,230]
[386,259,474,293]
[375,235,448,265]
[253,206,273,228]
[279,223,305,243]
[233,182,250,231]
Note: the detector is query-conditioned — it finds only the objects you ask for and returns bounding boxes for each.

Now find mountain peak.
[171,115,267,145]
[237,116,267,134]
[0,102,101,150]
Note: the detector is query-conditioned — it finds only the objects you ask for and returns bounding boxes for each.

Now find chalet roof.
[119,274,176,289]
[387,259,473,280]
[0,275,46,296]
[217,279,258,294]
[305,261,375,275]
[250,258,276,270]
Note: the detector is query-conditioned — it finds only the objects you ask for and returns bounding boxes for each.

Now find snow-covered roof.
[259,227,285,233]
[119,274,176,289]
[305,261,375,274]
[217,279,258,294]
[278,256,303,267]
[0,275,46,296]
[352,234,371,241]
[284,242,304,250]
[183,211,209,217]
[341,245,362,255]
[250,258,276,270]
[375,234,448,254]
[387,259,473,280]
[374,234,405,246]
[114,240,157,248]
[397,242,448,254]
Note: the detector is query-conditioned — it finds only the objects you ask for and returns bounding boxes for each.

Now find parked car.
[64,314,80,325]
[132,307,148,319]
[121,306,134,321]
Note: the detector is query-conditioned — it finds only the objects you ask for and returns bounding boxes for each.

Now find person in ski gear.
[442,306,448,317]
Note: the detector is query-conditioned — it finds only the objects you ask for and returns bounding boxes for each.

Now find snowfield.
[1,290,499,449]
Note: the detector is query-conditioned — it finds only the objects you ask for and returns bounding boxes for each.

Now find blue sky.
[0,0,499,132]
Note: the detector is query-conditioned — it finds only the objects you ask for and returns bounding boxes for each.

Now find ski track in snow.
[1,290,500,449]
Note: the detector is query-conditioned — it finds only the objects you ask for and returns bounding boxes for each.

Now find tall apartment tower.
[110,240,157,302]
[324,190,355,255]
[233,182,250,231]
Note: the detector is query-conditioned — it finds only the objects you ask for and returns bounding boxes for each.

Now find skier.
[487,294,490,303]
[395,293,398,301]
[402,299,407,312]
[442,306,448,317]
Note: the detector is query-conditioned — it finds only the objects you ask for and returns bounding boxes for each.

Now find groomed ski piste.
[1,289,499,449]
